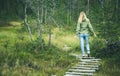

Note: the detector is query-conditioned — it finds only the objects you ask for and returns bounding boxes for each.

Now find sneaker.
[88,54,90,57]
[82,55,86,58]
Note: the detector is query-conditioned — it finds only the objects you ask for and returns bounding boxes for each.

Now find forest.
[0,0,120,76]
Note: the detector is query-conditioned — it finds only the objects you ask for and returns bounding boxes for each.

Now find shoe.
[82,55,86,59]
[88,54,90,57]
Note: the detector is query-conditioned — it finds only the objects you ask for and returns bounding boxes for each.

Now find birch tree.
[48,0,56,48]
[87,0,90,14]
[37,0,44,50]
[115,0,119,22]
[24,1,33,41]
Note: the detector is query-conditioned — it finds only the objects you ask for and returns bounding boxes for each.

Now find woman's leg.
[80,34,85,56]
[85,34,90,54]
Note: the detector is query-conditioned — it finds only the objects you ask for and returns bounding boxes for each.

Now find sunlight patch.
[9,21,21,26]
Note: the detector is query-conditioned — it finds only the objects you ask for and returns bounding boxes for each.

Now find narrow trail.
[64,54,101,76]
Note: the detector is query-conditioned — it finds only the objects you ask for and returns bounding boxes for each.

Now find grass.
[0,20,120,76]
[94,59,120,76]
[0,21,79,76]
[43,27,80,53]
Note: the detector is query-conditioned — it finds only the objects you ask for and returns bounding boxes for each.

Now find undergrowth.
[0,20,120,76]
[0,21,79,76]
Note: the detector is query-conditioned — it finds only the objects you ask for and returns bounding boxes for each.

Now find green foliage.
[0,0,24,19]
[94,59,120,76]
[0,0,120,75]
[0,39,77,75]
[0,22,78,75]
[93,41,120,59]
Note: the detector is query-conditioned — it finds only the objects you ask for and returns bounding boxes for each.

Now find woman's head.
[78,11,88,23]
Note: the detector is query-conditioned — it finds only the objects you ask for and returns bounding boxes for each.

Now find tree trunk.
[115,0,119,22]
[99,0,104,8]
[44,8,47,24]
[37,4,44,50]
[41,0,44,23]
[47,0,57,48]
[48,16,52,48]
[24,2,33,42]
[87,0,90,14]
[67,0,72,25]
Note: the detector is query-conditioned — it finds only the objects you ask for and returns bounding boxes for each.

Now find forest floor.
[0,20,79,76]
[0,21,120,76]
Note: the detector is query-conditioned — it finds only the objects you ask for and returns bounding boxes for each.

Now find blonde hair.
[78,11,89,24]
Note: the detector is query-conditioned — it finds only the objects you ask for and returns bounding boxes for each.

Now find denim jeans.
[78,34,90,56]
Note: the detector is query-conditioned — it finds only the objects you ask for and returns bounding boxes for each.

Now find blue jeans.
[78,34,90,56]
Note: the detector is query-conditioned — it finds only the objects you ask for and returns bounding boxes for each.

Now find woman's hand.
[94,33,97,37]
[74,35,77,38]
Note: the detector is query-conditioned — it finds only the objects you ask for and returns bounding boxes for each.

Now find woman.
[76,11,96,57]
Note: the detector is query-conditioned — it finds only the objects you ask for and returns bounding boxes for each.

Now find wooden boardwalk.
[64,54,101,76]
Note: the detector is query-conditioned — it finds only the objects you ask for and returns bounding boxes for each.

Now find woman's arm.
[88,20,96,37]
[76,22,80,35]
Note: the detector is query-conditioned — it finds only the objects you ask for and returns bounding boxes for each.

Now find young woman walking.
[76,11,96,57]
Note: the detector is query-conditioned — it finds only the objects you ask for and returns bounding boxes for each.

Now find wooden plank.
[68,69,96,73]
[78,64,100,67]
[78,62,100,66]
[80,59,101,61]
[72,67,99,70]
[80,60,99,63]
[65,72,93,75]
[79,61,99,63]
[79,63,100,66]
[79,57,95,59]
[77,64,99,67]
[80,59,100,62]
[79,61,100,66]
[69,53,93,58]
[64,74,82,76]
[82,59,101,61]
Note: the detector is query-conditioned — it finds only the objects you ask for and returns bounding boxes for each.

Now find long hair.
[78,11,89,24]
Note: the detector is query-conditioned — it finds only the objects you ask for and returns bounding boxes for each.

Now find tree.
[24,0,33,41]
